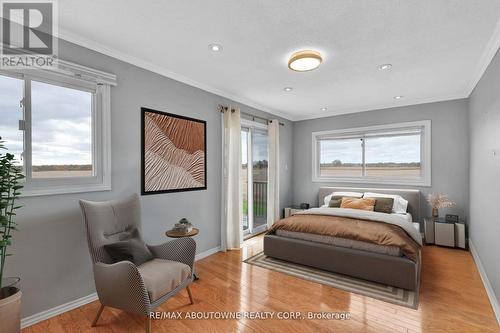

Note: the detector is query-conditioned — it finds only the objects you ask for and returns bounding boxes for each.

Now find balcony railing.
[253,181,267,219]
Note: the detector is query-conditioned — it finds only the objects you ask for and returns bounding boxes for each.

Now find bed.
[263,187,421,290]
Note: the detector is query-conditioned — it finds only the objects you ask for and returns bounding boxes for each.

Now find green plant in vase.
[0,137,24,333]
[0,137,24,289]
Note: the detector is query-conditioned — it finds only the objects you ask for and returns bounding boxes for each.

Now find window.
[0,61,115,196]
[312,121,431,186]
[31,80,93,178]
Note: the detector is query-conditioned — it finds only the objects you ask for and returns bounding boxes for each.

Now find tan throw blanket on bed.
[267,214,420,262]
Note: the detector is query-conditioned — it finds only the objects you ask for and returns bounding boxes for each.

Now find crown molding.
[57,28,294,121]
[292,91,468,121]
[464,17,500,96]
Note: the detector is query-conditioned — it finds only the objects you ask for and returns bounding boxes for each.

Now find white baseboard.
[21,292,98,328]
[21,245,221,329]
[469,240,500,326]
[195,245,221,261]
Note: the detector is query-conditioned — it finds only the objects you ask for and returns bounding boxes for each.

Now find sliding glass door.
[241,123,269,238]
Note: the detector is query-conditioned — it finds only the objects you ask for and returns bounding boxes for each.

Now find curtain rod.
[218,105,285,126]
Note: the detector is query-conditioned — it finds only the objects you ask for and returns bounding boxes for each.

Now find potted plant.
[426,193,455,218]
[0,137,24,333]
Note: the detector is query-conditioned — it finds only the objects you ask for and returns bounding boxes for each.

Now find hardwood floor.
[24,235,499,333]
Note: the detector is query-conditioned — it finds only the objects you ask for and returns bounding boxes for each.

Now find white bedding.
[295,207,422,245]
[394,212,413,223]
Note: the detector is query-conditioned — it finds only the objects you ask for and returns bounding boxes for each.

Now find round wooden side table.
[165,227,199,280]
[165,228,199,238]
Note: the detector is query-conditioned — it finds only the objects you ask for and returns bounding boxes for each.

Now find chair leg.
[91,304,105,327]
[146,316,152,333]
[186,285,194,305]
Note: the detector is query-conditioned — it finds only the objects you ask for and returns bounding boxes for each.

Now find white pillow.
[323,191,363,207]
[363,192,408,214]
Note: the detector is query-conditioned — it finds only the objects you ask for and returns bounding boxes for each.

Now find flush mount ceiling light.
[208,43,222,52]
[378,63,392,71]
[288,50,322,72]
[394,95,403,100]
[283,87,293,92]
[321,107,328,111]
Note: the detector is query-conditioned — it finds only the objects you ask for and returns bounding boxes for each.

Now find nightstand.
[434,219,455,247]
[423,217,467,248]
[284,206,310,218]
[423,217,435,244]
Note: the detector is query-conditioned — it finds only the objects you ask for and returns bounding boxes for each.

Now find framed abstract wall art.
[141,107,207,195]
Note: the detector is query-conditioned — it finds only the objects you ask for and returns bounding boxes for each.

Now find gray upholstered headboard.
[318,187,421,222]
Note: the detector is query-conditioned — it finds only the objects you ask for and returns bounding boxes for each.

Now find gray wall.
[469,49,500,303]
[292,99,469,221]
[6,39,293,318]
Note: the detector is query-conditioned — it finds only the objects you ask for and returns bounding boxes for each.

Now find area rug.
[244,252,419,309]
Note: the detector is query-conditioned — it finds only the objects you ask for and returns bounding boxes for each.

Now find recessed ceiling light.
[288,50,322,72]
[394,95,403,99]
[284,87,293,92]
[321,107,328,111]
[208,43,222,52]
[378,64,392,70]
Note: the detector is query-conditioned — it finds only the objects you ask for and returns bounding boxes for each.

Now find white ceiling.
[58,0,500,121]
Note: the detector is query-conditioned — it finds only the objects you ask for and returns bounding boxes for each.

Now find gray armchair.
[79,194,196,333]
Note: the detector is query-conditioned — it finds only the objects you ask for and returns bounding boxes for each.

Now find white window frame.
[0,59,116,196]
[312,120,431,186]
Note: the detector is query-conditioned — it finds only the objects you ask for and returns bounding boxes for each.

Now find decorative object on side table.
[0,137,25,333]
[172,218,194,234]
[426,193,455,217]
[166,218,199,280]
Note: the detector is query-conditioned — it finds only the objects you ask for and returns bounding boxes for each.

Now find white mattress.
[275,229,403,257]
[316,208,413,224]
